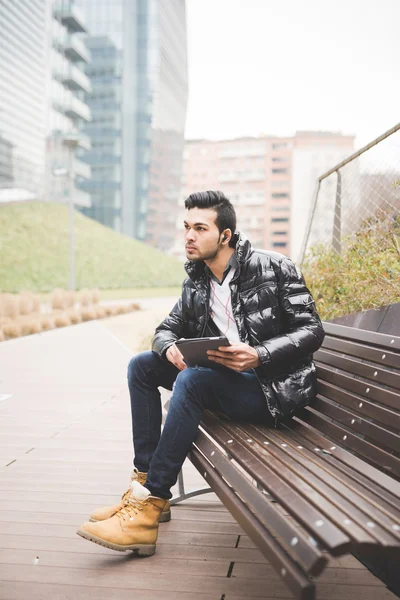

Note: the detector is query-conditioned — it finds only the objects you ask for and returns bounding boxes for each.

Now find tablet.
[175,336,231,368]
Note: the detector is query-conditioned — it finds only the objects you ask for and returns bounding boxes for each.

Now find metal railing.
[299,123,400,264]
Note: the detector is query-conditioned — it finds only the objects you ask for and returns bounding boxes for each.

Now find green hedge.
[302,213,400,320]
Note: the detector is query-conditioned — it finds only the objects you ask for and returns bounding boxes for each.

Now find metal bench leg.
[170,468,212,505]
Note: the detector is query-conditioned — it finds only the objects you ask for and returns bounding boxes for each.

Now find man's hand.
[207,342,261,372]
[166,343,187,371]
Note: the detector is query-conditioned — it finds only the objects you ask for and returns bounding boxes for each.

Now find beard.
[186,241,221,262]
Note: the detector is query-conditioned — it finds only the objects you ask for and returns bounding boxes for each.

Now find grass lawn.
[0,201,185,293]
[99,287,181,300]
[37,286,182,303]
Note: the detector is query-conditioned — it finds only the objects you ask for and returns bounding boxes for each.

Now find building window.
[272,168,288,174]
[272,231,287,235]
[272,142,288,150]
[271,181,289,188]
[272,242,287,247]
[271,218,289,223]
[271,206,290,211]
[271,193,289,199]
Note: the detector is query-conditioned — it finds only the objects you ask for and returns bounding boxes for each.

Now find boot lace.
[116,497,148,523]
[121,487,131,503]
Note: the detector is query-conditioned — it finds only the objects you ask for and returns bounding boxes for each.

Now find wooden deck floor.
[0,315,397,599]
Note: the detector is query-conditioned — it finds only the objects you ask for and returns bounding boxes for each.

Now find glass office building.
[0,0,49,196]
[79,0,188,249]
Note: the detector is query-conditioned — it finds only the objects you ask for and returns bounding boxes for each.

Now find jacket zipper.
[199,283,209,337]
[249,328,281,425]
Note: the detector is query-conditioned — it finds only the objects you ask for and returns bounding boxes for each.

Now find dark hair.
[184,190,236,245]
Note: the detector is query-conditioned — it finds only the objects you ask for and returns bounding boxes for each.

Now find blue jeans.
[128,351,273,499]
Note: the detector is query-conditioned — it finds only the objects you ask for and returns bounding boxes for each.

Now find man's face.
[184,207,224,261]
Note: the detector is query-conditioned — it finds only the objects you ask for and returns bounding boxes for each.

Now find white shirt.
[209,268,241,344]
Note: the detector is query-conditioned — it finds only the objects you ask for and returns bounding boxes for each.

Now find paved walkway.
[0,311,397,599]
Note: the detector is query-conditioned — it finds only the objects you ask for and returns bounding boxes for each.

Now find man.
[77,190,325,555]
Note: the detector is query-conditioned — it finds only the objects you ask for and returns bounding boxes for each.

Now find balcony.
[64,36,90,63]
[72,187,91,208]
[54,1,87,33]
[73,157,91,180]
[65,96,91,122]
[218,172,237,183]
[62,65,91,94]
[76,132,91,151]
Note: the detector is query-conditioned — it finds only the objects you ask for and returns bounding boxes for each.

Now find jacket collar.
[184,231,252,285]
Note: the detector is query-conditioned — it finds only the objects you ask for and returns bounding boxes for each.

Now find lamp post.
[62,134,80,291]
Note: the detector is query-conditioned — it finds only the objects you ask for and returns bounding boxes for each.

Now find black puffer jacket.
[152,232,325,421]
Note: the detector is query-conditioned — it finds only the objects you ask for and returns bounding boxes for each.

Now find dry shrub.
[32,294,40,312]
[19,291,36,315]
[0,293,20,318]
[0,317,11,327]
[18,318,32,336]
[102,304,121,317]
[54,313,71,328]
[129,302,141,311]
[51,288,67,310]
[96,306,106,319]
[65,291,76,309]
[116,304,126,315]
[92,289,101,304]
[81,307,96,322]
[79,289,90,307]
[3,323,21,339]
[41,316,55,331]
[0,329,4,342]
[19,319,42,335]
[104,305,120,317]
[104,306,115,317]
[68,308,82,324]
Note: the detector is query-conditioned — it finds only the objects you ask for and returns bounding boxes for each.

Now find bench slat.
[261,424,400,522]
[225,422,400,548]
[299,408,400,478]
[285,418,400,498]
[312,396,400,454]
[321,336,400,369]
[316,364,399,411]
[278,421,400,525]
[315,349,400,390]
[190,447,316,600]
[201,413,353,555]
[244,423,400,543]
[317,380,400,432]
[194,431,327,575]
[322,322,400,351]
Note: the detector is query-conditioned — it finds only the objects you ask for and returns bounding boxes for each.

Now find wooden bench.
[171,322,400,600]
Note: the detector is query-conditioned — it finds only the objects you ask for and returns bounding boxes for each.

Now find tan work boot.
[89,468,171,523]
[77,481,166,555]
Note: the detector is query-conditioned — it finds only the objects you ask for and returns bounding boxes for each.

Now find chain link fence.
[299,123,400,319]
[300,123,400,263]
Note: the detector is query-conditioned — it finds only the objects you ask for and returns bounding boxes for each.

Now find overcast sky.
[184,0,400,149]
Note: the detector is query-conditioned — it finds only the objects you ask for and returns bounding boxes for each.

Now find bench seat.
[179,323,400,600]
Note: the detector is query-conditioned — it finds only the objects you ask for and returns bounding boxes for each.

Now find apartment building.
[47,0,92,207]
[174,132,354,261]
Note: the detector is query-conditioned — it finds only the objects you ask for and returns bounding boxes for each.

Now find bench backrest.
[304,322,400,480]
